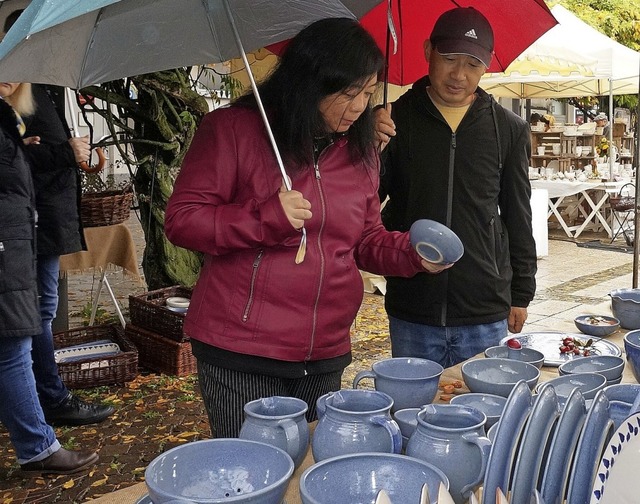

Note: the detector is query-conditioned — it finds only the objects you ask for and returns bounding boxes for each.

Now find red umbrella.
[360,0,558,87]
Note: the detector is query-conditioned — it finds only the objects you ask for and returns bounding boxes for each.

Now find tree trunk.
[82,69,208,289]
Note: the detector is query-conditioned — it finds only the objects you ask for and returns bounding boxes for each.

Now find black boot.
[43,393,114,427]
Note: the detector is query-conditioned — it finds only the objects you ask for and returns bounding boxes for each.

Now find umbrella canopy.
[359,0,558,86]
[480,5,640,98]
[0,0,382,89]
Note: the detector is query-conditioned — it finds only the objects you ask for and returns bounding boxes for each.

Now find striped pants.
[197,360,342,438]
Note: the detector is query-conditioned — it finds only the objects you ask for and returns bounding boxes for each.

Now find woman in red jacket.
[165,18,441,438]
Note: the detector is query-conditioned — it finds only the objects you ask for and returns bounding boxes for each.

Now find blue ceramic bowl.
[610,289,640,330]
[450,392,507,429]
[299,453,449,504]
[602,383,640,404]
[558,355,625,381]
[461,358,540,397]
[409,219,464,264]
[536,372,607,403]
[392,407,420,439]
[484,345,545,369]
[623,330,640,383]
[145,439,294,504]
[574,314,620,337]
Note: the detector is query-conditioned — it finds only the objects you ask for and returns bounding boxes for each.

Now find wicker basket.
[81,186,134,228]
[53,324,138,389]
[125,324,197,376]
[610,196,635,212]
[129,286,192,342]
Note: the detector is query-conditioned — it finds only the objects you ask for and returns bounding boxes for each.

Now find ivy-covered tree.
[81,69,209,289]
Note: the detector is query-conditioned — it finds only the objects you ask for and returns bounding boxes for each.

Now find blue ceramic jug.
[312,389,402,462]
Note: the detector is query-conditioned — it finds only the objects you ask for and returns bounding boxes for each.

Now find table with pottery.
[91,223,640,504]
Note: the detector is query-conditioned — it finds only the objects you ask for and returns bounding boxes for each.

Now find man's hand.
[23,135,41,145]
[508,306,528,333]
[374,103,395,151]
[420,259,454,274]
[279,181,312,230]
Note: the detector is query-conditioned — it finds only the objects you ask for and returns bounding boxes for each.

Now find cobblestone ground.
[0,216,635,503]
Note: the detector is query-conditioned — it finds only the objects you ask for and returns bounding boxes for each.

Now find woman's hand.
[68,135,91,164]
[374,103,396,151]
[279,181,312,230]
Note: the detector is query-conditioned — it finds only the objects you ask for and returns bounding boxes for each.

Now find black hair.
[529,113,542,124]
[236,17,384,170]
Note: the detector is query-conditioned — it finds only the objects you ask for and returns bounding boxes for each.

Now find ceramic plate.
[566,390,614,504]
[540,388,587,504]
[591,412,640,503]
[54,342,121,363]
[481,380,533,504]
[499,332,622,367]
[508,383,560,504]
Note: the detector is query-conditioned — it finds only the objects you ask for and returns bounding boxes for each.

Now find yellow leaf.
[176,431,200,439]
[91,476,108,487]
[62,480,75,489]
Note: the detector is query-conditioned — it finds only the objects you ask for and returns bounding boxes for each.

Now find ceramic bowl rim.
[573,314,620,335]
[299,452,450,503]
[462,357,541,383]
[535,372,607,396]
[624,330,640,349]
[372,357,444,380]
[558,355,625,378]
[145,438,295,503]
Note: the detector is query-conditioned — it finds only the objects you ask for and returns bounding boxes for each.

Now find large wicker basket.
[125,324,197,377]
[53,324,138,389]
[81,186,134,228]
[129,286,192,342]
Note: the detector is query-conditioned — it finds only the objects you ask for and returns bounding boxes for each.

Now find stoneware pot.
[239,396,309,469]
[312,389,402,462]
[406,404,491,504]
[352,357,443,411]
[609,288,640,329]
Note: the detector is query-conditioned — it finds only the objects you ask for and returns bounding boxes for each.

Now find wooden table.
[87,330,634,503]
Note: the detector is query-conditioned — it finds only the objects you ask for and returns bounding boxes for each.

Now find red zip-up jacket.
[165,106,423,363]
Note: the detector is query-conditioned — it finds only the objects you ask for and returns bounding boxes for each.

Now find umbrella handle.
[65,88,106,174]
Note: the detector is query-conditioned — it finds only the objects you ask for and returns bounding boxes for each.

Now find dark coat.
[380,76,537,327]
[0,99,40,338]
[22,84,85,256]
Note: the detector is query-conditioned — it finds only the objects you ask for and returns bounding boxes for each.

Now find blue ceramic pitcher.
[312,389,402,462]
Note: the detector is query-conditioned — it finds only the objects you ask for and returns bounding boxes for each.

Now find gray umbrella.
[0,0,383,263]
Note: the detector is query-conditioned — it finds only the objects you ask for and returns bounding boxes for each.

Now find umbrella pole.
[633,56,640,288]
[222,0,306,264]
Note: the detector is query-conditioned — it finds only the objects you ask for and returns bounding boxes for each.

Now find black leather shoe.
[20,448,99,474]
[43,393,115,426]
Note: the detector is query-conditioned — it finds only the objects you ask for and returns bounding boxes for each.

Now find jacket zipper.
[440,133,457,326]
[306,141,331,361]
[489,215,500,275]
[242,248,264,322]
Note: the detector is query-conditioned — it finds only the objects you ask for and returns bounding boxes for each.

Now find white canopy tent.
[480,5,640,99]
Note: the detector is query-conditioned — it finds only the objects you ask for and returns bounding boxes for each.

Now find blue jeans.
[0,335,60,464]
[389,316,508,369]
[32,255,68,408]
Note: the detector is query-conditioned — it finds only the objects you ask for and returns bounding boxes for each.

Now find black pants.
[197,360,342,438]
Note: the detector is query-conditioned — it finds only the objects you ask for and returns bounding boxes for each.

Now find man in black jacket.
[375,7,537,368]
